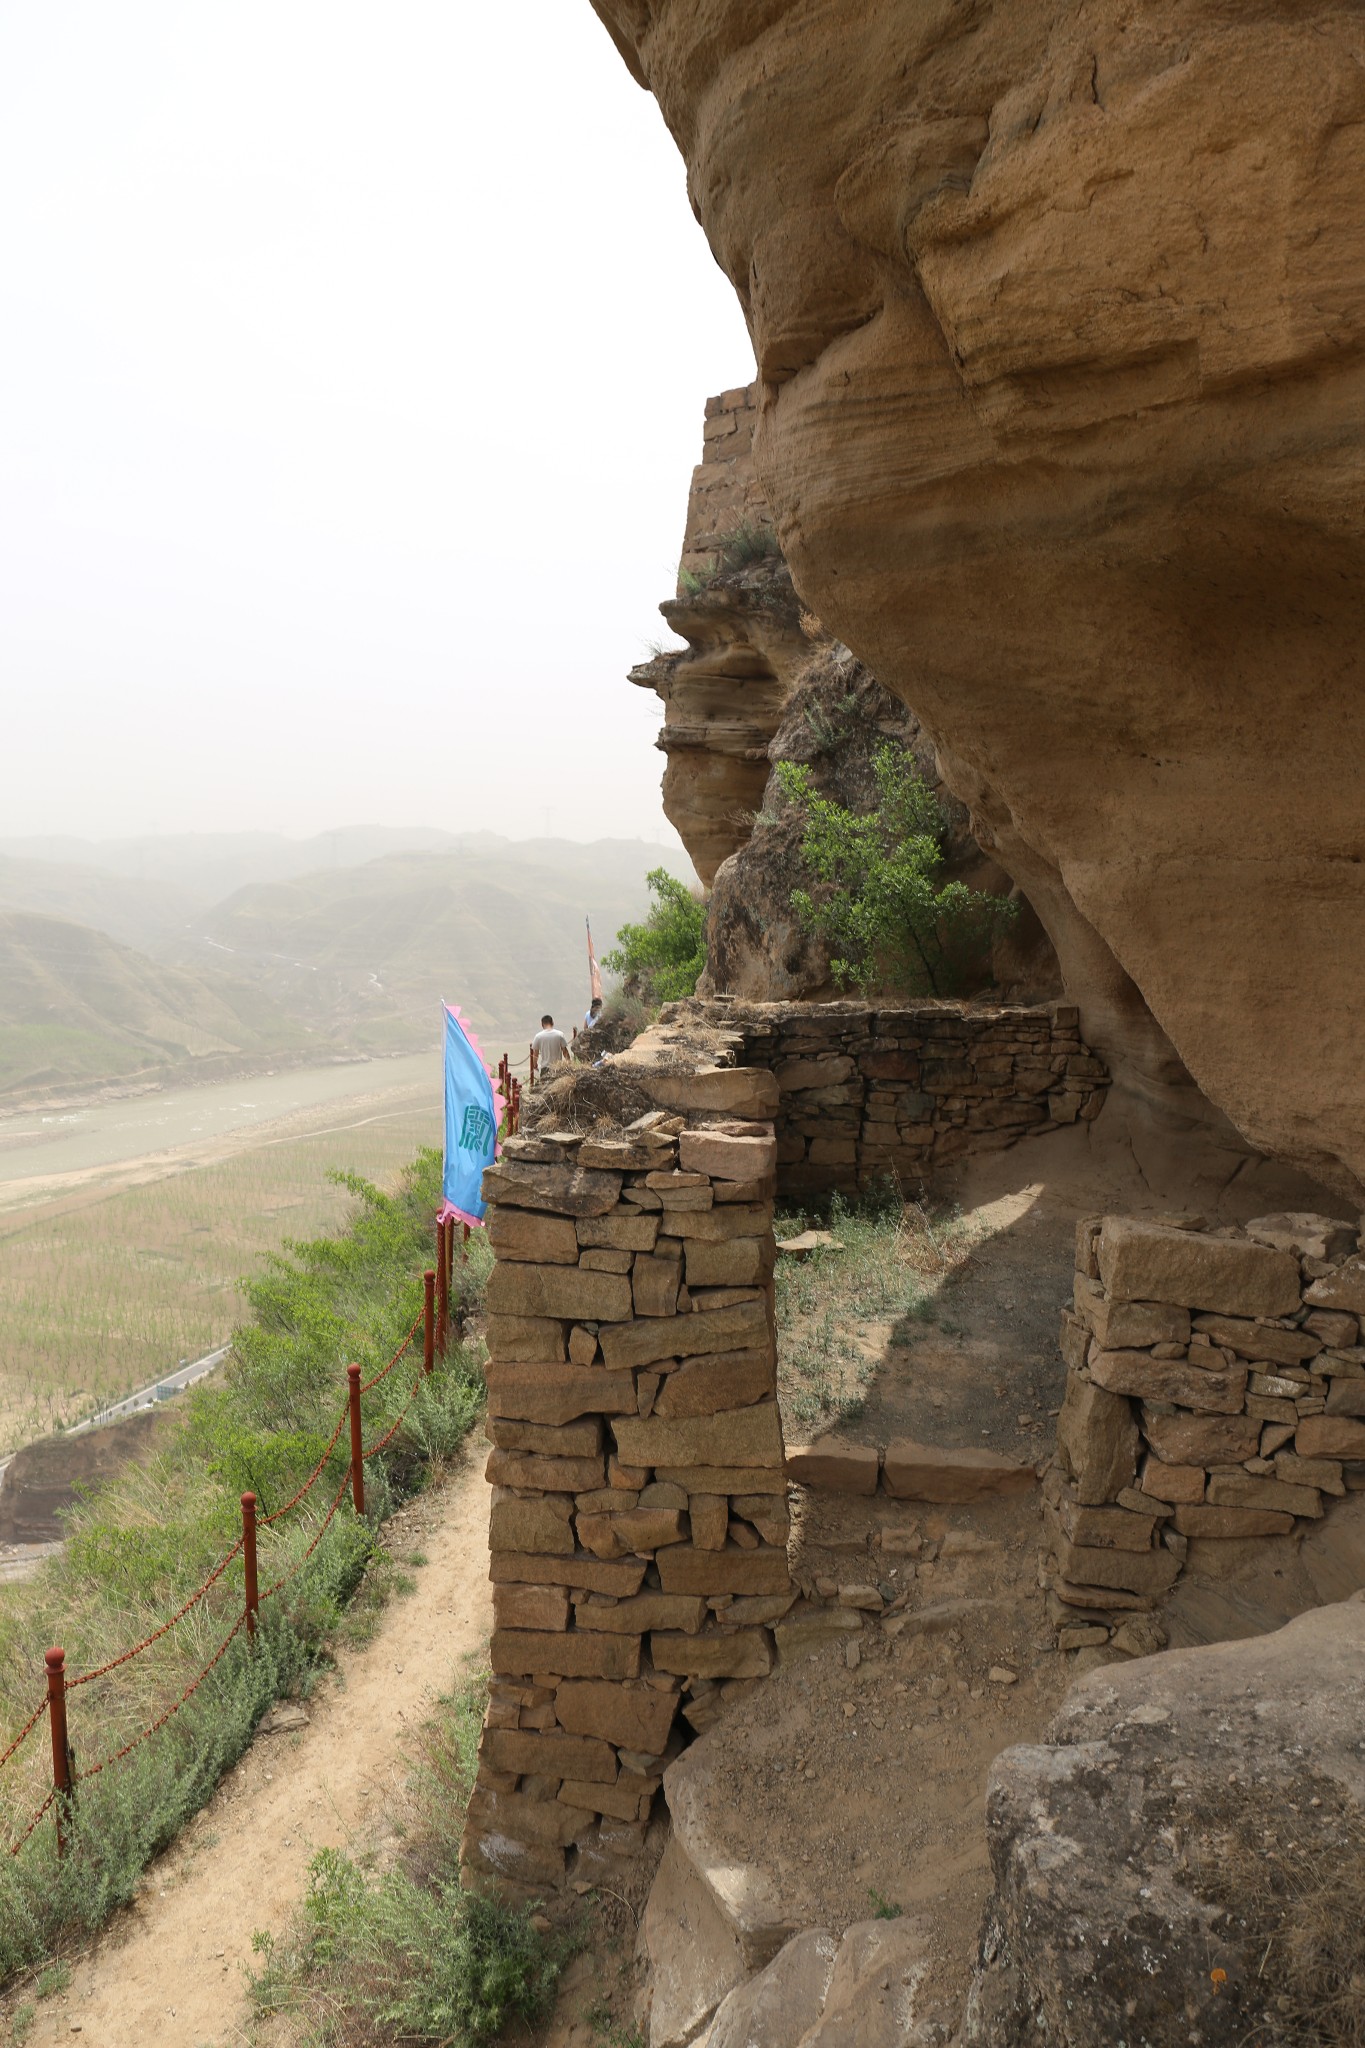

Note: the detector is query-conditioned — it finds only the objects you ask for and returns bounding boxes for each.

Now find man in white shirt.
[531,1014,571,1082]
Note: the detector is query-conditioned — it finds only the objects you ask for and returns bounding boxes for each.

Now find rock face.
[588,2,1365,1202]
[962,1596,1365,2046]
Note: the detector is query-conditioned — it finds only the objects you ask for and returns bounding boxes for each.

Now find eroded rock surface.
[588,2,1365,1200]
[963,1597,1365,2046]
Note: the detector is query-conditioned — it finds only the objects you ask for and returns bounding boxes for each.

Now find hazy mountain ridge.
[0,837,684,1104]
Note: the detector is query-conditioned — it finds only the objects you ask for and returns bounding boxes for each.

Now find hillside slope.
[177,843,678,1056]
[0,855,197,955]
[0,911,309,1100]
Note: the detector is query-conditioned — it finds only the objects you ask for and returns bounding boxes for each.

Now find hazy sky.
[0,4,753,856]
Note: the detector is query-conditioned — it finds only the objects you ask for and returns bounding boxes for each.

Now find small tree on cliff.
[603,867,707,1007]
[778,745,1016,998]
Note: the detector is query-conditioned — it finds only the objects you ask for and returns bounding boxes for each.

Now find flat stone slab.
[785,1437,879,1495]
[882,1437,1036,1503]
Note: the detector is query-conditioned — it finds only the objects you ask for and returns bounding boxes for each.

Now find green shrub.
[602,868,707,1007]
[777,745,1016,997]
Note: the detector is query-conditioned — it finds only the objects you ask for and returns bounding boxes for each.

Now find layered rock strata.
[461,1079,794,1894]
[1047,1210,1365,1647]
[587,1,1365,1201]
[649,998,1107,1199]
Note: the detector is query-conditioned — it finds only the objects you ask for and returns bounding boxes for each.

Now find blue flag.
[439,1004,502,1227]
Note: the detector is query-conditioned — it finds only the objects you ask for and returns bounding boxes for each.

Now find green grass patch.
[0,1146,488,1984]
[775,1188,971,1428]
[247,1671,572,2046]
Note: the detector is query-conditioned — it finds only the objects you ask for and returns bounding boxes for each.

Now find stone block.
[658,1184,715,1212]
[560,1776,658,1824]
[658,1544,792,1596]
[1304,1309,1359,1347]
[489,1551,647,1596]
[613,1401,784,1471]
[599,1298,769,1371]
[1172,1504,1296,1538]
[678,1131,778,1181]
[654,1463,788,1495]
[485,1362,637,1425]
[555,1677,679,1753]
[1089,1349,1247,1414]
[580,1136,676,1171]
[567,1326,599,1365]
[485,1316,567,1364]
[480,1727,617,1783]
[577,1212,660,1252]
[774,1055,857,1090]
[491,1583,571,1632]
[882,1438,1036,1503]
[1141,1409,1261,1465]
[1206,1471,1323,1517]
[690,1494,729,1549]
[481,1160,622,1217]
[654,1348,775,1420]
[1189,1314,1322,1366]
[785,1437,880,1495]
[773,1608,865,1661]
[1273,1452,1345,1494]
[1139,1458,1205,1503]
[1057,1374,1140,1503]
[1096,1218,1301,1317]
[684,1236,775,1289]
[1057,1500,1160,1551]
[484,1449,604,1493]
[574,1592,708,1634]
[462,1828,566,1890]
[577,1508,690,1557]
[633,1251,684,1318]
[485,1415,604,1457]
[713,1173,778,1204]
[1053,1541,1182,1598]
[488,1492,575,1556]
[581,1247,634,1274]
[466,1786,595,1849]
[625,1064,780,1119]
[487,1209,579,1264]
[1327,1379,1365,1416]
[490,1629,642,1681]
[1091,1298,1192,1350]
[658,1203,771,1242]
[1303,1259,1365,1315]
[487,1262,633,1324]
[1295,1414,1365,1458]
[651,1630,774,1679]
[1244,1212,1357,1261]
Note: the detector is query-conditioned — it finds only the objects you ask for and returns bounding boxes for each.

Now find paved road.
[66,1344,229,1436]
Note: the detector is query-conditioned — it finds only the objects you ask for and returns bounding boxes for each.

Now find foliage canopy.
[778,745,1016,998]
[603,866,707,1006]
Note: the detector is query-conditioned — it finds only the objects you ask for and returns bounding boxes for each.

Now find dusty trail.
[12,1455,491,2048]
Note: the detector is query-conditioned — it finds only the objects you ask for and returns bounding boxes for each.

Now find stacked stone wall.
[1046,1211,1365,1650]
[461,1070,793,1895]
[679,383,768,581]
[682,999,1107,1198]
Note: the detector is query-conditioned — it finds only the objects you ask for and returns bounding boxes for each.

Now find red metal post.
[45,1647,70,1856]
[436,1221,449,1356]
[446,1212,456,1293]
[241,1493,259,1639]
[423,1269,436,1375]
[348,1364,365,1516]
[461,1222,470,1263]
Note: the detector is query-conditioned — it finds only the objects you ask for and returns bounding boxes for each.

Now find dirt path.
[10,1455,491,2048]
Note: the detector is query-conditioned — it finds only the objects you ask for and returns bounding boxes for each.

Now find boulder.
[963,1598,1365,2046]
[698,1928,837,2048]
[797,1917,933,2048]
[639,1836,747,2048]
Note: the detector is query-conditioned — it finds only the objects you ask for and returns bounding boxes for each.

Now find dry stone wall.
[682,999,1107,1199]
[680,383,767,583]
[461,1077,794,1895]
[1046,1211,1365,1650]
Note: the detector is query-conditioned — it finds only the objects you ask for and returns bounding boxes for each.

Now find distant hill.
[0,911,312,1101]
[176,844,681,1060]
[0,837,689,1103]
[0,827,686,912]
[0,854,198,955]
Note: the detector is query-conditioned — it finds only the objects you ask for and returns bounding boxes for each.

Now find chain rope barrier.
[359,1306,423,1393]
[66,1538,245,1691]
[0,1694,47,1774]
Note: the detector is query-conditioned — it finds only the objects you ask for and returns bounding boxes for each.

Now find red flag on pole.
[586,916,603,1005]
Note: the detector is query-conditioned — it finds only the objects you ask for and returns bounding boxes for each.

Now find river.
[0,1053,439,1190]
